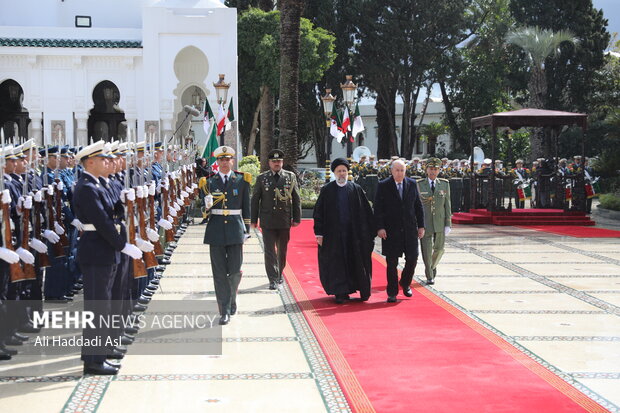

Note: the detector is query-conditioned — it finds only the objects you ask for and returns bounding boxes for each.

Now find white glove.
[444,226,452,236]
[191,183,198,190]
[158,218,173,231]
[204,194,213,209]
[244,233,251,243]
[2,189,11,204]
[136,185,144,199]
[0,247,20,264]
[47,184,54,195]
[135,237,155,253]
[54,222,65,235]
[181,191,189,198]
[23,196,32,210]
[176,197,183,206]
[71,218,85,232]
[143,185,149,197]
[146,228,160,242]
[43,229,60,243]
[34,190,43,203]
[167,215,175,223]
[148,183,156,196]
[17,196,24,210]
[121,188,136,203]
[16,247,35,265]
[56,181,64,191]
[29,238,48,254]
[121,243,143,259]
[169,207,177,217]
[173,202,181,211]
[185,186,192,193]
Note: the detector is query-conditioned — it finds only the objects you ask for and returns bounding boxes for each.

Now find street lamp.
[321,88,336,182]
[340,75,357,158]
[192,87,203,108]
[213,74,231,145]
[213,74,230,105]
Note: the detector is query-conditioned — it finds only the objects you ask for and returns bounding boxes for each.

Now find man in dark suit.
[374,159,425,302]
[203,146,251,326]
[73,140,143,375]
[251,149,301,290]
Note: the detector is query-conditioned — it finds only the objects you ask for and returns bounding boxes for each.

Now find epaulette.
[198,177,208,191]
[438,178,449,182]
[235,170,252,184]
[416,178,424,182]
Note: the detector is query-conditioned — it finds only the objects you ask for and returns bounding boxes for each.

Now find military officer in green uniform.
[251,149,301,290]
[418,157,452,285]
[203,146,251,325]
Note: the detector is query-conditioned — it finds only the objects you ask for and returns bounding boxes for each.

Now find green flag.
[202,124,219,171]
[227,97,235,123]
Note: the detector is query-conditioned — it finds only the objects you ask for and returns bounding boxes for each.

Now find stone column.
[29,112,43,145]
[75,112,89,146]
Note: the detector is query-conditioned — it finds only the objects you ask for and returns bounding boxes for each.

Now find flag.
[203,99,215,136]
[565,186,572,201]
[341,106,353,143]
[585,184,595,199]
[226,97,235,126]
[216,103,227,136]
[351,102,365,138]
[202,124,219,172]
[329,105,344,143]
[517,187,526,202]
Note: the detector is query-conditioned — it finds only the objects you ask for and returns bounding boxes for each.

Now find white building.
[0,0,238,152]
[301,97,451,167]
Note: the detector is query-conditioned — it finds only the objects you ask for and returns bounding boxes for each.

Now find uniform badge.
[233,189,238,196]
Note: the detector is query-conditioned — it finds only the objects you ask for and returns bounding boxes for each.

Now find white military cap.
[76,140,112,162]
[21,139,37,152]
[213,145,235,158]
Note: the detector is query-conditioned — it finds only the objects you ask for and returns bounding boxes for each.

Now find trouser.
[81,263,116,364]
[262,228,291,283]
[421,231,446,281]
[386,255,417,297]
[110,253,130,343]
[209,244,243,316]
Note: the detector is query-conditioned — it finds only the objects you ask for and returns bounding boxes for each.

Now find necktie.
[397,182,403,199]
[431,181,435,193]
[274,172,280,183]
[223,175,228,186]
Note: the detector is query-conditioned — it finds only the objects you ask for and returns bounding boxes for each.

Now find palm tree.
[506,27,577,159]
[278,0,304,171]
[421,121,447,156]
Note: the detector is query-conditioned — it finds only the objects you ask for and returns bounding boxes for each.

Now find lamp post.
[213,74,230,145]
[320,88,336,183]
[340,75,357,159]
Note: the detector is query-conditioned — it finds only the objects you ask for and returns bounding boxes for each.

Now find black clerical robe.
[313,181,375,298]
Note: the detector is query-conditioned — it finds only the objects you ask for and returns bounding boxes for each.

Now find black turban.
[330,157,350,172]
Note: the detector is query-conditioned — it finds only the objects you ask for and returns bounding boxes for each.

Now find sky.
[593,0,620,39]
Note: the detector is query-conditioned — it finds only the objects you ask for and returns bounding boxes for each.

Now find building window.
[75,16,92,28]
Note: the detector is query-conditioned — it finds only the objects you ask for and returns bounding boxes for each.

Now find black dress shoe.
[159,259,171,266]
[105,360,121,368]
[106,349,125,360]
[63,295,74,302]
[268,281,277,290]
[142,290,154,297]
[125,327,139,335]
[150,279,160,285]
[230,303,237,315]
[360,295,370,302]
[218,314,230,325]
[138,297,150,305]
[83,362,119,375]
[120,335,134,346]
[45,297,69,304]
[133,303,147,312]
[115,345,128,353]
[14,332,29,341]
[4,337,23,346]
[0,346,18,355]
[0,352,11,360]
[334,294,350,304]
[427,279,435,285]
[402,286,413,297]
[387,296,397,303]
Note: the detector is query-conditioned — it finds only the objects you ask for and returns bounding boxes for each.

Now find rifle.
[19,147,37,280]
[126,131,147,279]
[137,186,158,269]
[45,184,66,258]
[53,158,70,248]
[33,194,51,268]
[0,130,27,282]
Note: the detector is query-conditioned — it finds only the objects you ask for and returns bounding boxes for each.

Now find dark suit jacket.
[373,176,425,259]
[74,172,125,266]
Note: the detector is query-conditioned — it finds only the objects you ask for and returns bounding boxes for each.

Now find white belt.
[210,209,242,216]
[83,224,121,232]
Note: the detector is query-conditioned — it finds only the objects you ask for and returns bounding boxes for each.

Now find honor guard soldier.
[418,157,452,285]
[73,140,143,375]
[203,146,251,326]
[251,149,301,290]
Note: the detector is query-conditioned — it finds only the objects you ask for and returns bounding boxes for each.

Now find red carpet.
[284,221,607,413]
[519,225,620,238]
[453,209,595,226]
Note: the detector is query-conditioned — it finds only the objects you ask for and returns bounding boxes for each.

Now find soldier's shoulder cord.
[438,178,449,183]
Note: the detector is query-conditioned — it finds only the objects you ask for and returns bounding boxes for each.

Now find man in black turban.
[313,158,375,303]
